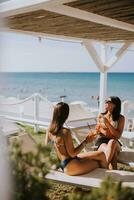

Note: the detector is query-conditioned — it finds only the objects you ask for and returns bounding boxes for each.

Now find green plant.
[10,140,57,200]
[66,176,134,200]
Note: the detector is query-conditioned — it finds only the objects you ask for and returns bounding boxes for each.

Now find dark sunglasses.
[105,100,112,104]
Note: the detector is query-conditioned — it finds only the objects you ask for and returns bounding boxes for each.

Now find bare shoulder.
[62,127,70,137]
[62,127,70,133]
[98,113,102,117]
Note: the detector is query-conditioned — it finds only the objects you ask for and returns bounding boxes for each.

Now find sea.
[0,72,134,108]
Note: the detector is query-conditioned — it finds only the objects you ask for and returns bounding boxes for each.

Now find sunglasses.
[105,100,112,104]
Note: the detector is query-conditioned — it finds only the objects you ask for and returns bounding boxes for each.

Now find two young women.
[47,96,125,175]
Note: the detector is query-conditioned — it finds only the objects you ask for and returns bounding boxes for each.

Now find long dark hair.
[49,102,69,135]
[103,96,121,121]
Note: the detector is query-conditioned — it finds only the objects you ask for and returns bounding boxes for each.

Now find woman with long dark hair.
[95,96,125,169]
[48,102,108,176]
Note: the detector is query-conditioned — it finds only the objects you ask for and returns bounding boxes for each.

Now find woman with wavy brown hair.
[47,102,108,176]
[95,96,125,169]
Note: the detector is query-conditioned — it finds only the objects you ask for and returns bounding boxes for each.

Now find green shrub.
[66,176,134,200]
[10,140,57,200]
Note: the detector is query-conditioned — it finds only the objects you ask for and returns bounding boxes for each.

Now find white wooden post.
[34,93,40,133]
[121,100,129,130]
[99,72,107,113]
[99,44,107,113]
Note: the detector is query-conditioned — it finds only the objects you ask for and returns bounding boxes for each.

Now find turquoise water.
[0,72,134,107]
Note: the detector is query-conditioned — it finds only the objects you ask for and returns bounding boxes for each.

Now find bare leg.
[64,158,99,176]
[109,144,121,169]
[105,140,117,163]
[109,156,117,170]
[78,151,107,168]
[98,140,121,170]
[98,143,107,153]
[97,142,115,169]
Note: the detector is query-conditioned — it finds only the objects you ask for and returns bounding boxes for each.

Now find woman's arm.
[103,115,125,139]
[95,114,108,135]
[64,129,88,157]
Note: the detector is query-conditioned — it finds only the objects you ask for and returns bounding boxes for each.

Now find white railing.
[0,94,134,132]
[0,93,54,132]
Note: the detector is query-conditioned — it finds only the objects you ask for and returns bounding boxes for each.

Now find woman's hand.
[96,122,108,136]
[103,117,110,127]
[95,124,101,132]
[86,132,96,143]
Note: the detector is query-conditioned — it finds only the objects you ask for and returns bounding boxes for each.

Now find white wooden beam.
[105,42,132,68]
[0,0,57,17]
[83,41,104,72]
[43,4,134,32]
[0,0,76,17]
[1,28,94,44]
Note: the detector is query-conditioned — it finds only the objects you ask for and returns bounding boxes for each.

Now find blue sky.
[0,31,134,72]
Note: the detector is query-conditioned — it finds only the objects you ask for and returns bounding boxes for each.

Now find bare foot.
[108,163,113,170]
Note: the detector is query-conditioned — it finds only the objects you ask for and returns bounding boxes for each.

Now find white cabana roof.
[0,0,134,41]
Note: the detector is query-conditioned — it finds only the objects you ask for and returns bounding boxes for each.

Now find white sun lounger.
[15,132,134,190]
[46,168,134,190]
[67,103,97,130]
[67,103,97,123]
[120,131,134,149]
[117,131,134,167]
[118,150,134,167]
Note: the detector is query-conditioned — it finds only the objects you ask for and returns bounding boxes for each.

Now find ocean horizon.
[0,72,134,107]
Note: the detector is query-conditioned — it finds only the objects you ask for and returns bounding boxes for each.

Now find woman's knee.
[108,139,117,148]
[98,143,107,152]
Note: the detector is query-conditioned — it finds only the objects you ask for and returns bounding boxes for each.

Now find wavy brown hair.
[49,102,69,135]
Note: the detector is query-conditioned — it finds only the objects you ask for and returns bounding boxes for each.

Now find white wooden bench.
[46,168,134,190]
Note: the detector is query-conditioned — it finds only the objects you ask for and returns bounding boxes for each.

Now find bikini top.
[49,131,69,159]
[50,139,65,147]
